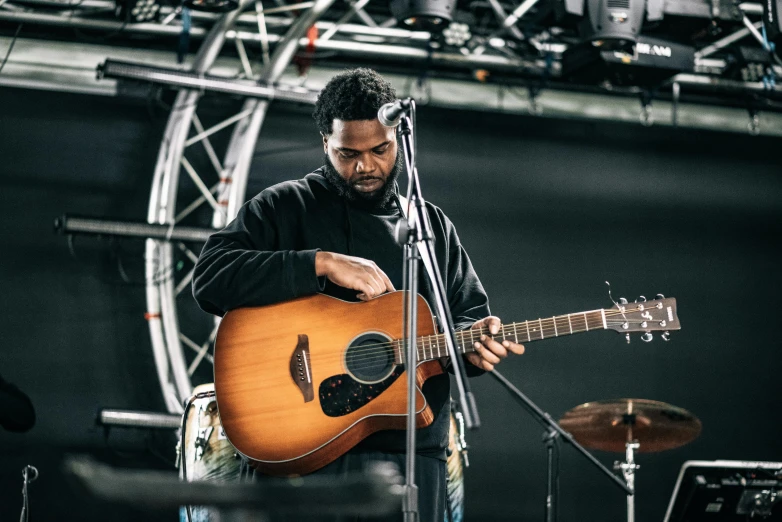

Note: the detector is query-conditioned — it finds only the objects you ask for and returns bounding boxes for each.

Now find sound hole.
[345,332,395,383]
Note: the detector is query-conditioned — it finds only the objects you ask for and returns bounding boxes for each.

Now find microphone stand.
[489,370,633,522]
[396,99,480,522]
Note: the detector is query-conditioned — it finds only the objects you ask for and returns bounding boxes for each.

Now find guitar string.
[286,313,665,369]
[248,316,666,384]
[289,317,667,372]
[286,307,661,358]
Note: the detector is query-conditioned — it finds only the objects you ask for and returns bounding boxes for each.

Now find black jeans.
[240,450,447,522]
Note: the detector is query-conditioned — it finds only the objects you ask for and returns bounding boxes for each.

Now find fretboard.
[393,309,607,364]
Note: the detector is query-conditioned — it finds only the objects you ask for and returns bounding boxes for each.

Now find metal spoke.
[175,267,195,296]
[255,0,272,65]
[177,242,201,264]
[161,4,182,25]
[185,108,256,147]
[175,182,220,224]
[354,3,377,27]
[187,325,219,375]
[491,0,540,37]
[235,37,255,78]
[181,156,225,215]
[179,332,216,376]
[191,114,225,176]
[486,0,524,39]
[320,0,369,41]
[694,22,759,60]
[742,15,772,51]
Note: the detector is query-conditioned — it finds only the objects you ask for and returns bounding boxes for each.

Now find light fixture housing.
[389,0,457,31]
[183,0,238,13]
[578,0,646,51]
[116,0,161,23]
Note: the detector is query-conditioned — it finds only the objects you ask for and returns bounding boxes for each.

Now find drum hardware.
[446,401,469,522]
[194,426,214,461]
[490,370,632,522]
[560,398,703,522]
[452,408,470,468]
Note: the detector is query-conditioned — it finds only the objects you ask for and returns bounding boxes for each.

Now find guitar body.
[213,291,443,476]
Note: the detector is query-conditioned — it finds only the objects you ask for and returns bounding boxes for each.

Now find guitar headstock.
[606,295,680,342]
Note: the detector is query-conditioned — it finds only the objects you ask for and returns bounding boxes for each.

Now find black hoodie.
[193,169,489,459]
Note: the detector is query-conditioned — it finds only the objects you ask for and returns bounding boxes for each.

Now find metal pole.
[217,0,337,227]
[402,242,420,522]
[145,0,256,412]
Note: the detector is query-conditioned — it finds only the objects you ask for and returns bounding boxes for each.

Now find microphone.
[377,99,412,127]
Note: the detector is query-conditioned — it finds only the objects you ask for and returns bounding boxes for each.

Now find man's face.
[322,119,400,206]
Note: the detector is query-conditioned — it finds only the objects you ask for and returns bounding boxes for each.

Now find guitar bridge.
[290,334,313,403]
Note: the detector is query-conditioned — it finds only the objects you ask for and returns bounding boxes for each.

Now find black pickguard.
[319,366,404,417]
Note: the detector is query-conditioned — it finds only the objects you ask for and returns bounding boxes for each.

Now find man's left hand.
[465,316,525,371]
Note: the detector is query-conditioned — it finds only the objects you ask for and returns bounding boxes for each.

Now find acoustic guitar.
[213,291,679,476]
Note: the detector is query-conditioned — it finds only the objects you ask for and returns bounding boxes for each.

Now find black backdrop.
[1,86,781,522]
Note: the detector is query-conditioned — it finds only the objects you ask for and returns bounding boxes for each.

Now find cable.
[0,23,23,76]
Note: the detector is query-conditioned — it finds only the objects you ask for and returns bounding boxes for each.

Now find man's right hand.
[315,251,395,301]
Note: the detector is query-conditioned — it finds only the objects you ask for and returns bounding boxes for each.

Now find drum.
[179,383,241,522]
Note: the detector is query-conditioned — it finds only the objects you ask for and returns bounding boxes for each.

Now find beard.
[322,149,404,211]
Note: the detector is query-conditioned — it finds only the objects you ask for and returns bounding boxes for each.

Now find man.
[192,68,524,521]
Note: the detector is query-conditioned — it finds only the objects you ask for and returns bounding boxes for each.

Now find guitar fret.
[404,307,618,360]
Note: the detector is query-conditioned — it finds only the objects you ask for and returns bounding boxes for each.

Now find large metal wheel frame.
[145,0,334,413]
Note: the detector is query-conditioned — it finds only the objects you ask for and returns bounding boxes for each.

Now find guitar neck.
[403,309,607,363]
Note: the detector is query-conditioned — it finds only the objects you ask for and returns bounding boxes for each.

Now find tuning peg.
[656,293,665,299]
[626,333,631,344]
[619,297,628,305]
[661,331,671,341]
[641,332,653,342]
[636,295,647,303]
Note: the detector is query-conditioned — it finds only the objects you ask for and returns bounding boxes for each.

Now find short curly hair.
[313,68,397,136]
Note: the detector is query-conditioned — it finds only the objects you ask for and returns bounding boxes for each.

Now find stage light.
[183,0,238,12]
[578,0,646,51]
[116,0,161,23]
[442,22,471,46]
[389,0,457,31]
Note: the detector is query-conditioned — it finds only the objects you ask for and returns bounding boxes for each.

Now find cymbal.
[559,398,702,453]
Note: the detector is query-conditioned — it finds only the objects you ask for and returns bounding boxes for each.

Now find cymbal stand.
[614,441,640,522]
[489,370,633,522]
